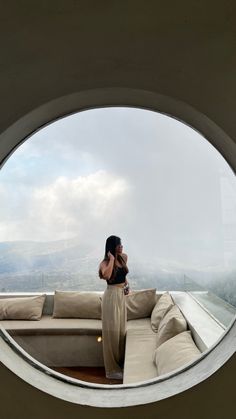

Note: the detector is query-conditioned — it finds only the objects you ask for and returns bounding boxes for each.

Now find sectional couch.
[0,289,202,384]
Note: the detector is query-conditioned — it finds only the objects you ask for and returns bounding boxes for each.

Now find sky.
[0,107,235,271]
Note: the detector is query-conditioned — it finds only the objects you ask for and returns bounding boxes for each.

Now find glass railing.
[182,274,236,329]
[1,268,235,330]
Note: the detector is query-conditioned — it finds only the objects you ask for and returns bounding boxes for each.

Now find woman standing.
[99,235,129,380]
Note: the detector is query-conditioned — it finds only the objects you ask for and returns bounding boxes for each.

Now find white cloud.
[0,170,129,242]
[0,107,235,271]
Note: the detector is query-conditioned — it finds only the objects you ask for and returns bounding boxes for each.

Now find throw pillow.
[53,290,102,319]
[151,292,174,332]
[0,295,46,320]
[153,330,201,375]
[156,304,187,347]
[126,288,157,320]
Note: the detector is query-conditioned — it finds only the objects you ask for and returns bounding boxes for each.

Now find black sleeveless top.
[106,266,127,285]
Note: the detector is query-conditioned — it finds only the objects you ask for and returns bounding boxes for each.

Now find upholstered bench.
[123,291,202,384]
[0,290,203,381]
[124,319,158,383]
[2,316,104,367]
[0,292,104,367]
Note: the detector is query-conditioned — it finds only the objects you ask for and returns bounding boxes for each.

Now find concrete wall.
[0,1,235,417]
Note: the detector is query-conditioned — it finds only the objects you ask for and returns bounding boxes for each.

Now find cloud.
[0,107,235,270]
[0,170,129,242]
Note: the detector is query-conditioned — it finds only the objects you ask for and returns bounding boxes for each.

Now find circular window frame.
[0,87,235,408]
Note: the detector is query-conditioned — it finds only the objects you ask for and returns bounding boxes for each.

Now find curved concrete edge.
[0,87,235,407]
[0,318,235,408]
[0,88,236,174]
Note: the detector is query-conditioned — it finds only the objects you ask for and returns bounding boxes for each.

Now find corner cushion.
[151,292,174,332]
[153,330,201,375]
[155,304,187,347]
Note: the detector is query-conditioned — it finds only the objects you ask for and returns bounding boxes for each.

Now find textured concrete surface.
[0,1,235,417]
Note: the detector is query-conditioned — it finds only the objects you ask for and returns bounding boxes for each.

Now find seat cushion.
[0,295,46,320]
[127,318,153,332]
[151,292,174,332]
[0,315,102,335]
[153,331,201,375]
[126,288,157,320]
[123,328,157,384]
[156,304,187,347]
[13,335,104,368]
[53,290,102,319]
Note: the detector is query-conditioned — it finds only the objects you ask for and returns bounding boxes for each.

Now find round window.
[0,102,235,407]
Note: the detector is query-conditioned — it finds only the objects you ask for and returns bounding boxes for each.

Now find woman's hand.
[124,282,130,295]
[107,251,115,261]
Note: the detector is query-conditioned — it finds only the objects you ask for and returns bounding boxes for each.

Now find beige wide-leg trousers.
[102,285,127,378]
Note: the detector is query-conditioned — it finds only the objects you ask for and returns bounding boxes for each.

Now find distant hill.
[0,239,235,307]
[0,238,98,274]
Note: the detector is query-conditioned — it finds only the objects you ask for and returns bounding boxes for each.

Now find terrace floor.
[51,366,123,384]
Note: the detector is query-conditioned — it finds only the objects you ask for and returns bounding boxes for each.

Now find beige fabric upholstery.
[156,304,187,347]
[2,316,152,336]
[153,331,201,376]
[14,334,104,367]
[1,316,151,336]
[0,295,46,320]
[0,315,102,335]
[123,328,157,383]
[53,290,102,319]
[151,292,174,332]
[126,288,157,320]
[127,318,153,332]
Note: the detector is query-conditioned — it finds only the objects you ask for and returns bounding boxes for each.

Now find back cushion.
[53,291,102,319]
[0,295,46,320]
[126,288,157,320]
[156,304,187,347]
[153,331,201,376]
[151,292,174,332]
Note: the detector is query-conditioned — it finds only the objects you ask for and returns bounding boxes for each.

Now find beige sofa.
[123,291,202,383]
[0,292,104,367]
[0,290,202,383]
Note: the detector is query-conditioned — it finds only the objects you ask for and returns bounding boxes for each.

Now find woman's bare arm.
[99,252,115,280]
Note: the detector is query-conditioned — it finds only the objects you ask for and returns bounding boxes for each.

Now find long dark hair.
[98,235,129,279]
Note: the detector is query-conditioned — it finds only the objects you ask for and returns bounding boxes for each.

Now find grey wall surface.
[0,1,235,417]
